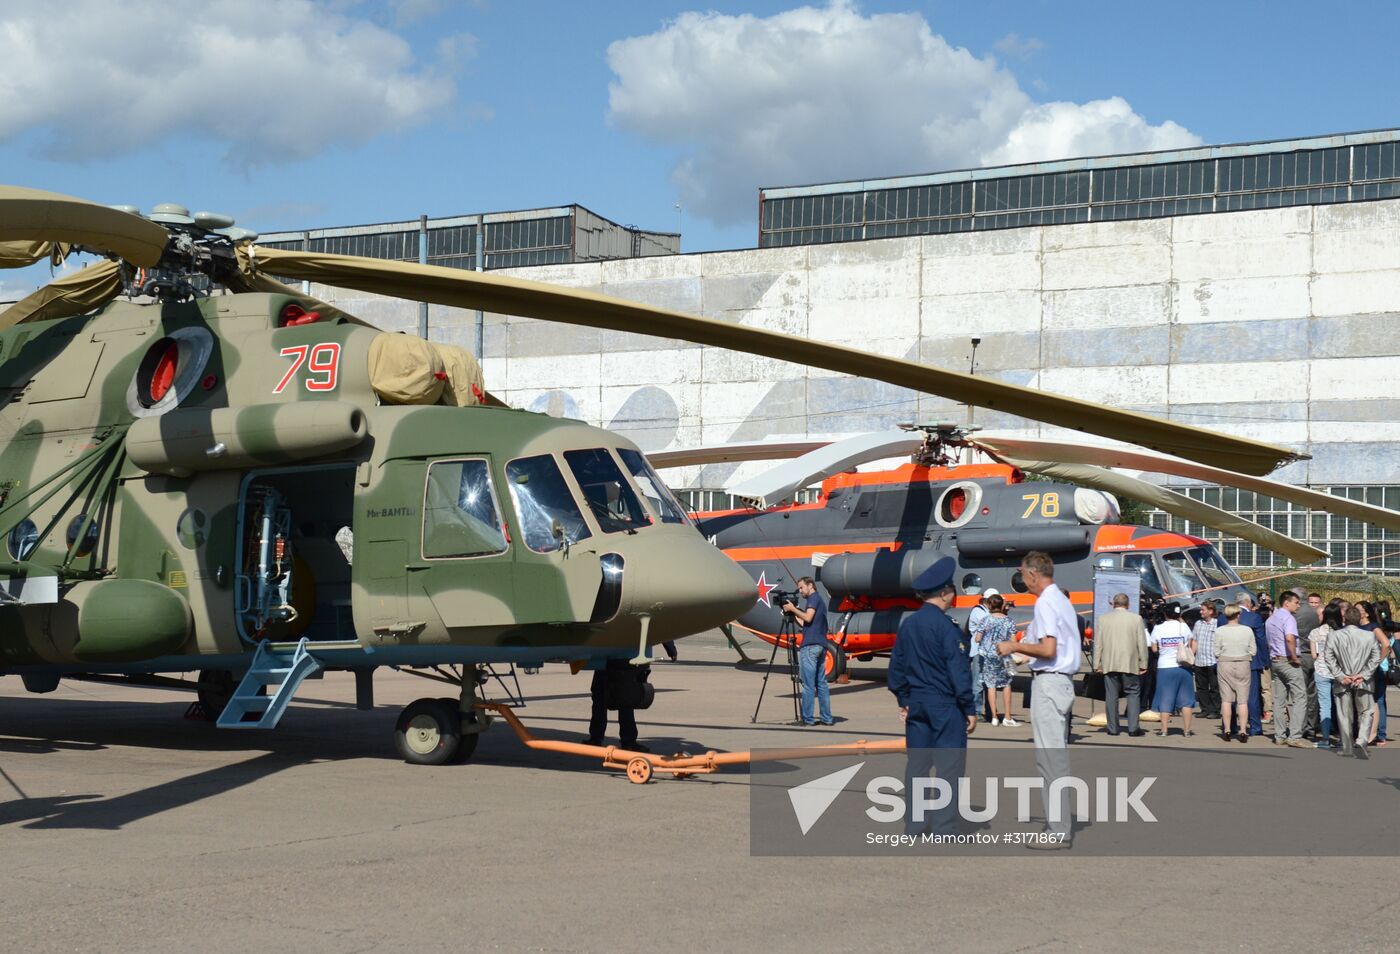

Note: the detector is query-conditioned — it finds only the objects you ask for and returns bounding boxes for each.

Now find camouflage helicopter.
[0,185,1306,764]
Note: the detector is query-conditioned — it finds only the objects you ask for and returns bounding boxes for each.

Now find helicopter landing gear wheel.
[195,669,235,721]
[626,757,653,784]
[823,641,847,681]
[435,697,481,764]
[395,698,463,766]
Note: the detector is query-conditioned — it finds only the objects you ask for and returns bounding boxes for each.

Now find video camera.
[770,589,800,612]
[1140,595,1166,628]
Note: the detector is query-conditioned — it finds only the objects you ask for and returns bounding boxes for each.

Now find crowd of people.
[1092,588,1396,757]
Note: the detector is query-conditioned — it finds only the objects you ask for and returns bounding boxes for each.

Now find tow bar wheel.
[626,757,653,784]
[395,698,463,765]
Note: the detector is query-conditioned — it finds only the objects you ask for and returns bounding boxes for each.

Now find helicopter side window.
[505,455,593,553]
[422,459,507,560]
[1123,553,1165,600]
[562,448,651,534]
[7,518,38,561]
[617,448,689,525]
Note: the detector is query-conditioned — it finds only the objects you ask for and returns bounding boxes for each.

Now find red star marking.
[755,571,777,606]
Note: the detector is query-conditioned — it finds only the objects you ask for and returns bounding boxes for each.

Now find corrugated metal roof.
[761,127,1400,199]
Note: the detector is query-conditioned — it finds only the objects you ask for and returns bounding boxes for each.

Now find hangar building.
[291,129,1400,576]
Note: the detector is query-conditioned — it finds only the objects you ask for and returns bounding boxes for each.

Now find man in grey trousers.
[1326,605,1381,758]
[1093,593,1148,736]
[997,551,1081,849]
[1265,592,1309,748]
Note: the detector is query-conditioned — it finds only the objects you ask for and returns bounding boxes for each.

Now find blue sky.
[3,0,1399,299]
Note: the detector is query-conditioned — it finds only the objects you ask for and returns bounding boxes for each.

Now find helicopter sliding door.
[235,464,356,642]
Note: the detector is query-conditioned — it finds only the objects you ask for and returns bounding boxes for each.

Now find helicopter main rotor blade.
[0,186,168,267]
[251,246,1303,476]
[723,431,925,508]
[998,457,1328,566]
[973,437,1400,534]
[0,259,123,329]
[647,439,832,469]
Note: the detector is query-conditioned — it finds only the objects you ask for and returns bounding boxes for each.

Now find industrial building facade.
[261,205,678,271]
[298,130,1400,575]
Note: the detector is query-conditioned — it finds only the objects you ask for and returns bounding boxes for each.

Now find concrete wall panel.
[921,289,1041,336]
[1043,283,1169,331]
[1173,275,1312,324]
[1042,243,1171,290]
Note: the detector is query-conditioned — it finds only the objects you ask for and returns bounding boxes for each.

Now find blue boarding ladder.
[217,637,326,730]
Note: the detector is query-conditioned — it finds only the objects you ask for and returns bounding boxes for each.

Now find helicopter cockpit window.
[422,459,507,560]
[1123,553,1165,600]
[506,455,592,553]
[1187,543,1243,593]
[617,448,689,525]
[562,448,651,534]
[7,519,38,561]
[1161,550,1206,599]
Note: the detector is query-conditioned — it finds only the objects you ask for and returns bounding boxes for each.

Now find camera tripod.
[751,609,803,723]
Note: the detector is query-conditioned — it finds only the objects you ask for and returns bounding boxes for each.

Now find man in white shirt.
[997,550,1081,849]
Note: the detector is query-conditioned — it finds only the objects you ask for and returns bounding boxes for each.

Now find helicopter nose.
[631,532,758,639]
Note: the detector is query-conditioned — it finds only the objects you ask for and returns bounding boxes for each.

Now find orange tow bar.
[475,701,906,784]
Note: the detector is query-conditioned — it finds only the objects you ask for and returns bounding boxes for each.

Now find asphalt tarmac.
[0,631,1393,953]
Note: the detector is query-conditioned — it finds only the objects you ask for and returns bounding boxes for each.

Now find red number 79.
[274,343,340,393]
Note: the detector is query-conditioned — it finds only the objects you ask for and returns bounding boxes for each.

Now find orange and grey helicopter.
[662,424,1400,676]
[0,185,1326,762]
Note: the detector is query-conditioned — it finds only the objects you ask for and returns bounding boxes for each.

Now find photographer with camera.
[782,577,833,726]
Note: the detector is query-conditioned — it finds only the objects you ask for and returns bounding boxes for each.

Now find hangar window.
[422,459,507,560]
[506,455,592,554]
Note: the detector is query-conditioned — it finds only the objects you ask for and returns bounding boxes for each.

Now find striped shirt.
[1192,618,1218,666]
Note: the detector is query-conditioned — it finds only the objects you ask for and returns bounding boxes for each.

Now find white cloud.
[0,0,466,167]
[985,97,1201,166]
[994,32,1044,59]
[607,2,1199,225]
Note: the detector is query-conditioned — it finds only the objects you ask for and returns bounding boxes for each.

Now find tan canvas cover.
[433,342,485,407]
[367,332,445,405]
[0,259,123,329]
[250,245,1304,476]
[1000,458,1328,565]
[0,186,168,266]
[0,239,66,269]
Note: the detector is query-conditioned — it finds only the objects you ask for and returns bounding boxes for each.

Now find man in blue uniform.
[888,557,977,835]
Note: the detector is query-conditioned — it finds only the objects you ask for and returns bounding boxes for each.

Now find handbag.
[1176,623,1196,667]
